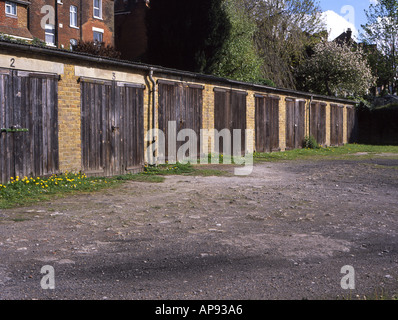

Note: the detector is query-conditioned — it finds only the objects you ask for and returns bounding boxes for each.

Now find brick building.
[114,0,149,61]
[1,0,114,49]
[0,0,33,40]
[29,0,114,49]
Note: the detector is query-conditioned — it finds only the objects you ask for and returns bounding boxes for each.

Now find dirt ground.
[0,156,398,300]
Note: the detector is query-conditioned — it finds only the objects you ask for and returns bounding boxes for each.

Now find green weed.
[254,144,398,162]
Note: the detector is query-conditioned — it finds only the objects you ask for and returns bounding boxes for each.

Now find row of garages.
[0,66,356,183]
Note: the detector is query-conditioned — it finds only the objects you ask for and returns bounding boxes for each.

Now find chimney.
[346,28,352,39]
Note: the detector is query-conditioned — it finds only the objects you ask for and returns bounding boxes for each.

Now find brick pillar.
[343,105,348,144]
[278,95,287,151]
[246,90,255,153]
[325,102,331,146]
[202,84,215,154]
[58,64,81,173]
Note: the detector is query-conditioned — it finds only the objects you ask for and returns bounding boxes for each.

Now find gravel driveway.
[0,157,397,300]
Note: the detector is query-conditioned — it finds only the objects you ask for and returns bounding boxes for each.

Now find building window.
[45,24,55,46]
[93,30,103,43]
[70,5,78,27]
[93,0,102,19]
[5,2,17,16]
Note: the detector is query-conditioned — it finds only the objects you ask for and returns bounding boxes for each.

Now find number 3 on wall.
[10,58,15,68]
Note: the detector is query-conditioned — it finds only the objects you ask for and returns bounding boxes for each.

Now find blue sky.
[317,0,377,40]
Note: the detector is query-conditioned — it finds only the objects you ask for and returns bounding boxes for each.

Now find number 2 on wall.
[10,58,15,68]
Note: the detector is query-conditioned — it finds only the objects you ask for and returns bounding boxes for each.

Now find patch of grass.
[0,171,166,209]
[143,160,233,177]
[128,174,166,183]
[0,160,233,209]
[143,162,196,175]
[114,173,165,183]
[189,167,231,177]
[0,172,120,209]
[254,144,398,162]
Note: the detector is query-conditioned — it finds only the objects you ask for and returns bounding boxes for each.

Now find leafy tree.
[365,46,394,96]
[296,41,376,97]
[361,0,398,95]
[212,0,263,83]
[145,0,230,74]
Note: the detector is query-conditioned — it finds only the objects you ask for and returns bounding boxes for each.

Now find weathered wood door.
[285,99,305,150]
[310,102,326,146]
[346,106,356,143]
[214,88,247,155]
[0,68,59,184]
[80,78,144,176]
[158,80,203,160]
[330,104,344,146]
[255,94,279,153]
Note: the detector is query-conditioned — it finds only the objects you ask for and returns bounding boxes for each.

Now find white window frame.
[93,0,102,19]
[70,5,78,28]
[45,24,56,46]
[92,27,104,43]
[5,2,17,16]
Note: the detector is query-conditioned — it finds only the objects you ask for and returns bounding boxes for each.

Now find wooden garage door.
[158,80,203,161]
[214,88,247,155]
[346,106,356,143]
[310,102,326,146]
[0,68,59,184]
[285,99,305,150]
[80,78,144,176]
[330,104,344,146]
[255,94,279,153]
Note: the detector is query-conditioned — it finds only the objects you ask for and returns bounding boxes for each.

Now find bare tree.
[240,0,325,89]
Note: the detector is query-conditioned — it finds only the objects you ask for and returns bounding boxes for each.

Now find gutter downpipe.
[148,68,156,143]
[55,0,59,47]
[309,95,313,138]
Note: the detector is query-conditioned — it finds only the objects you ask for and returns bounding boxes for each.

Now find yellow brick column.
[202,84,215,154]
[305,98,311,138]
[58,64,81,173]
[246,90,255,153]
[278,95,287,151]
[143,76,156,163]
[343,105,348,144]
[325,102,331,146]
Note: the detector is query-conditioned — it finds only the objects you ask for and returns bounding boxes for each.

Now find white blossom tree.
[296,41,376,97]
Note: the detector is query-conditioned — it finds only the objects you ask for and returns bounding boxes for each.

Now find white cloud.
[321,10,358,41]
